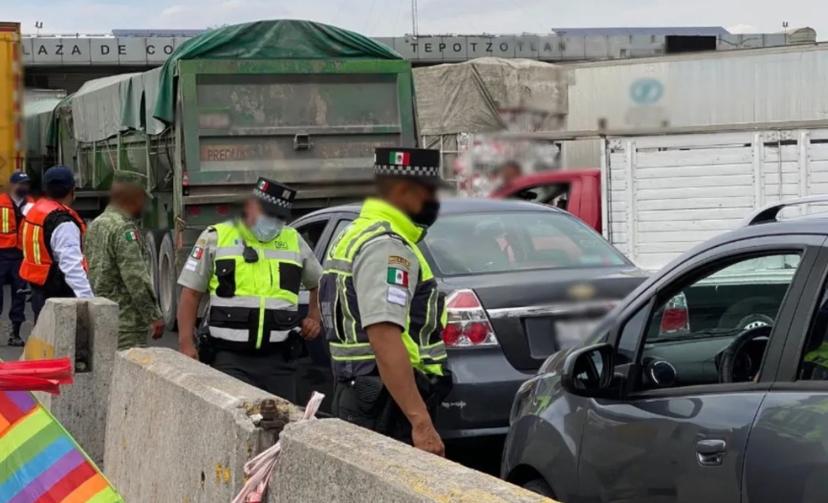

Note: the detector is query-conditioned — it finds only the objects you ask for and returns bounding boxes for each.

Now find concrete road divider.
[24,300,553,502]
[104,348,552,502]
[270,419,553,503]
[104,347,301,502]
[22,297,119,466]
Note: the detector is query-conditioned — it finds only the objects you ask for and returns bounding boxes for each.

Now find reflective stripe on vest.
[19,199,87,286]
[321,198,447,377]
[0,193,30,249]
[207,221,302,350]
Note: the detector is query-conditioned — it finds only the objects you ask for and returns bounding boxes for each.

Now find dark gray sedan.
[503,198,828,502]
[291,198,645,440]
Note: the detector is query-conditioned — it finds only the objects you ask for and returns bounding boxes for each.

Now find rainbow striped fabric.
[0,389,123,503]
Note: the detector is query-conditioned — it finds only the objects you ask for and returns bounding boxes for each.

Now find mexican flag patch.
[387,267,409,287]
[389,151,410,166]
[258,179,269,191]
[124,230,139,242]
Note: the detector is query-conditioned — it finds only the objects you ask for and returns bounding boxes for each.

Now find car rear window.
[423,211,627,276]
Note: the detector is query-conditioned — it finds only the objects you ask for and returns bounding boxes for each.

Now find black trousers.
[332,375,444,444]
[31,283,76,323]
[0,258,25,328]
[211,349,298,403]
[31,288,46,322]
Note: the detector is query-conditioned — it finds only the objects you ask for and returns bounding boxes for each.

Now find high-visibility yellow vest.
[320,198,447,377]
[207,221,303,352]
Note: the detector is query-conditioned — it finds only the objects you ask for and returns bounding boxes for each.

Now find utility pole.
[411,0,419,37]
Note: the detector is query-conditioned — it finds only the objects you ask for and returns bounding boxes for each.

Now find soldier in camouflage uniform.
[85,172,164,349]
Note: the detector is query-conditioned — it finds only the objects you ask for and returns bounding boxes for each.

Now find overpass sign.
[20,32,791,66]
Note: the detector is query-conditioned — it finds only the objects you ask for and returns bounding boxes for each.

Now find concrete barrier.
[21,302,551,502]
[22,297,119,466]
[270,419,552,503]
[104,347,301,502]
[102,349,551,503]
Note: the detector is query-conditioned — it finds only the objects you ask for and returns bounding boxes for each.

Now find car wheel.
[522,478,554,497]
[717,297,776,329]
[735,313,775,331]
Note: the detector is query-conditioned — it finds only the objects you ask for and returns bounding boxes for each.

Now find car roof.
[299,197,566,219]
[706,216,828,245]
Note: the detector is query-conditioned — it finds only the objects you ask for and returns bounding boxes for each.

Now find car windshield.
[423,211,627,275]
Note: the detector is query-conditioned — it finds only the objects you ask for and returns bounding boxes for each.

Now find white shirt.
[50,222,93,298]
[10,194,33,216]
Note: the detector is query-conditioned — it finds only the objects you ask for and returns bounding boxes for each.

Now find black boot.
[7,323,23,347]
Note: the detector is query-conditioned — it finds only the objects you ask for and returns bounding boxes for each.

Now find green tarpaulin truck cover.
[153,19,402,124]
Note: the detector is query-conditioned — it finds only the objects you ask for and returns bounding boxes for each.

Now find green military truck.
[23,20,417,325]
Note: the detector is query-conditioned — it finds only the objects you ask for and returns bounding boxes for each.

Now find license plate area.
[524,317,602,359]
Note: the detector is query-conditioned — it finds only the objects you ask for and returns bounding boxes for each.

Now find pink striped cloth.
[233,392,325,503]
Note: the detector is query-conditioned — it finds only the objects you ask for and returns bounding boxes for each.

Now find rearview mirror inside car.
[561,343,614,397]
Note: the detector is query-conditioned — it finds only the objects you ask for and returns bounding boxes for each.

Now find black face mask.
[412,199,441,228]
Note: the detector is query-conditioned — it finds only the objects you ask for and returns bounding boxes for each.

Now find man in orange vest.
[0,172,34,346]
[19,166,93,321]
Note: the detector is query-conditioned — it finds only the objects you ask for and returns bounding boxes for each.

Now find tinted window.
[423,211,626,276]
[514,183,571,210]
[636,253,801,391]
[798,279,828,380]
[296,220,327,252]
[617,307,648,365]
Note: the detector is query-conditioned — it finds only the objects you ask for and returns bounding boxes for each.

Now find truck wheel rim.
[159,251,172,315]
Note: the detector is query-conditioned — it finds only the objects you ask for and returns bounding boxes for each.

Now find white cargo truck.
[598,126,828,270]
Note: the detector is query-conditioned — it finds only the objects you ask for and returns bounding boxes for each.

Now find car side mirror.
[561,342,615,397]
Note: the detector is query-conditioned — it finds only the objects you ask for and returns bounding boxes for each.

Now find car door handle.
[696,439,726,466]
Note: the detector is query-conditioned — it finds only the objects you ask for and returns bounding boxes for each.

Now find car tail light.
[441,289,498,348]
[660,292,690,334]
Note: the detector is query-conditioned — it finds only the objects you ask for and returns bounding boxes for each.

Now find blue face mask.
[251,214,284,242]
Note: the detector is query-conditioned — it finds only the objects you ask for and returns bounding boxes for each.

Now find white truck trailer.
[598,126,828,270]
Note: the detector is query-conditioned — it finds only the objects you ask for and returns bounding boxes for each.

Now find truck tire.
[144,231,160,296]
[158,232,178,329]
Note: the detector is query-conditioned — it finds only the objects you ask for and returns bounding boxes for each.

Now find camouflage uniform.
[86,205,162,350]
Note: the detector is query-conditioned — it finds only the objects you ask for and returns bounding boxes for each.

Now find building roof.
[550,26,731,36]
[112,29,206,37]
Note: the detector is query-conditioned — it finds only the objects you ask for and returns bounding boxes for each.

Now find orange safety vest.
[19,199,87,287]
[0,193,33,250]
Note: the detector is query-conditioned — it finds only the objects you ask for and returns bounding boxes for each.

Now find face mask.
[412,199,441,228]
[13,188,28,199]
[251,214,284,242]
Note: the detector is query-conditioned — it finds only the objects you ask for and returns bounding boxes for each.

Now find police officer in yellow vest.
[319,147,450,456]
[177,178,322,401]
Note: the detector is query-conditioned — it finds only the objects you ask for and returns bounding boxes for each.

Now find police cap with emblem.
[374,147,447,187]
[252,177,295,219]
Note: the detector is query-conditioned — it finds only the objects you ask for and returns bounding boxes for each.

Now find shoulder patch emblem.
[387,286,409,306]
[388,255,411,270]
[124,230,139,242]
[191,246,204,260]
[387,266,409,287]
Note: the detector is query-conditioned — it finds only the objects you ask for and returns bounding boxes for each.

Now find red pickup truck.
[490,168,602,233]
